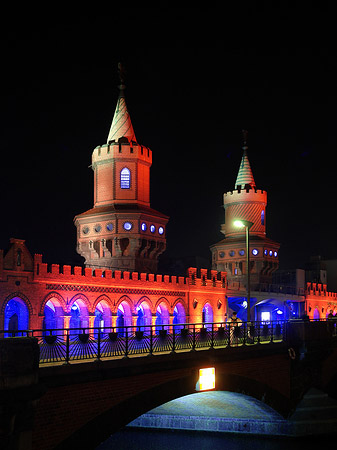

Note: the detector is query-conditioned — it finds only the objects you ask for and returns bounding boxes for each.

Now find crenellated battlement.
[306,282,337,299]
[224,187,267,206]
[32,256,226,291]
[92,141,152,168]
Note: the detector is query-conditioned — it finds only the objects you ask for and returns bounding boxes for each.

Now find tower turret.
[210,132,279,288]
[74,64,168,273]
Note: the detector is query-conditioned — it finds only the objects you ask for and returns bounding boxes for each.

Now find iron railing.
[0,320,290,364]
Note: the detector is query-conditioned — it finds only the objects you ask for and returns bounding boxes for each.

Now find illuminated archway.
[136,299,152,333]
[202,302,213,329]
[313,307,320,320]
[69,298,89,335]
[116,299,133,337]
[94,300,112,338]
[173,302,186,331]
[43,298,65,335]
[4,297,29,336]
[155,302,170,334]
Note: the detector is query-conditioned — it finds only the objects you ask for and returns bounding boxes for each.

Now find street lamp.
[233,219,253,322]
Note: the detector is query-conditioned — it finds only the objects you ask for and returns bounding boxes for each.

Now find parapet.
[33,258,226,292]
[306,282,337,299]
[224,187,267,206]
[187,267,226,289]
[92,141,152,168]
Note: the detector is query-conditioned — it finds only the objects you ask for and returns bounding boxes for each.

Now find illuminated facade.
[74,76,168,274]
[0,72,336,334]
[0,238,227,332]
[210,137,280,289]
[0,72,227,333]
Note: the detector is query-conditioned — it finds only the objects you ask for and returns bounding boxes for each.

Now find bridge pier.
[0,338,42,450]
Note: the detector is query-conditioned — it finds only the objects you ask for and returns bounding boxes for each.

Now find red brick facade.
[0,238,227,332]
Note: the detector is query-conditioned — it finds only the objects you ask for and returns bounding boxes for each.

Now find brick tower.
[210,132,280,287]
[74,65,168,273]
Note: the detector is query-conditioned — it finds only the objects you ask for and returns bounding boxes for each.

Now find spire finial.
[118,62,126,94]
[242,129,248,150]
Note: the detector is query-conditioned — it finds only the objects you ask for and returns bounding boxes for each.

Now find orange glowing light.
[196,367,215,391]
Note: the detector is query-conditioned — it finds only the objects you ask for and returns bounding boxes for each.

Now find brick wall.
[32,346,291,450]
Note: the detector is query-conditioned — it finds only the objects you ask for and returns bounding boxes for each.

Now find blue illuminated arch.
[155,301,170,334]
[202,302,213,330]
[4,297,29,336]
[173,302,186,332]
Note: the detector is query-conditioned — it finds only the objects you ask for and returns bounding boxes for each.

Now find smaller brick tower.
[210,132,280,288]
[74,64,168,273]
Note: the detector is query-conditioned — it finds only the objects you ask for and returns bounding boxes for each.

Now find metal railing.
[0,320,289,365]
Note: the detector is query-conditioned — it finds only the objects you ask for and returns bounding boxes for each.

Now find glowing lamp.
[234,220,245,228]
[233,219,253,229]
[196,367,215,391]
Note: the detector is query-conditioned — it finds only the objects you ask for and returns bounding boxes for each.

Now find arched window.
[261,210,265,226]
[120,167,131,189]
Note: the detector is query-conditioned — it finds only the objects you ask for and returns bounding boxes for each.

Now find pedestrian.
[227,311,242,345]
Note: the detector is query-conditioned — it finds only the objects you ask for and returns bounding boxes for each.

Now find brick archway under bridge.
[34,344,293,450]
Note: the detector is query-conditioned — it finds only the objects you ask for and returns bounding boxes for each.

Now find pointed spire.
[107,63,137,144]
[235,130,256,189]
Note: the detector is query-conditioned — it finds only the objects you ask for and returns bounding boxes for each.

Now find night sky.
[1,7,336,274]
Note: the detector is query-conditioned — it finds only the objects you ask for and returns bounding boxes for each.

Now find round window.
[219,251,225,258]
[123,222,133,231]
[252,248,259,256]
[141,222,147,231]
[106,223,113,231]
[94,224,102,233]
[158,226,164,235]
[82,226,89,235]
[239,250,245,256]
[274,251,278,257]
[229,250,235,257]
[150,225,156,233]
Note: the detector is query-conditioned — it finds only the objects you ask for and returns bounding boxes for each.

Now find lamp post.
[233,219,253,322]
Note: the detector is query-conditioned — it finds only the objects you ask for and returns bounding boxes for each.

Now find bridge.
[1,319,336,450]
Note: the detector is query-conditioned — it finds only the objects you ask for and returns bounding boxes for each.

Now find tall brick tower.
[74,65,168,273]
[210,132,280,287]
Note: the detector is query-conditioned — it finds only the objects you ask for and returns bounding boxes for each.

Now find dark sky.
[1,7,336,272]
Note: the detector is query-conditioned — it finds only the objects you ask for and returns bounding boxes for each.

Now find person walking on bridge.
[227,311,242,346]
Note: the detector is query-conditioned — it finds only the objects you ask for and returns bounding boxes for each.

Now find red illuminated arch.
[116,295,134,314]
[40,292,67,315]
[92,294,113,313]
[135,296,153,312]
[154,296,170,312]
[68,293,91,313]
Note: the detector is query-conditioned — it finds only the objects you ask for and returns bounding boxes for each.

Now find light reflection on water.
[96,428,336,450]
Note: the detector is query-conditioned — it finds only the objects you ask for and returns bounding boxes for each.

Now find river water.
[96,428,336,450]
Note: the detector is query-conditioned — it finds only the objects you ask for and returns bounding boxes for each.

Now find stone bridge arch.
[51,372,291,450]
[36,349,293,450]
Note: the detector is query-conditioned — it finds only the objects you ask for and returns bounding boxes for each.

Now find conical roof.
[107,86,136,144]
[235,145,256,189]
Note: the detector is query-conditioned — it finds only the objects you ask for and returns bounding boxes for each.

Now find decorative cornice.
[46,283,185,297]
